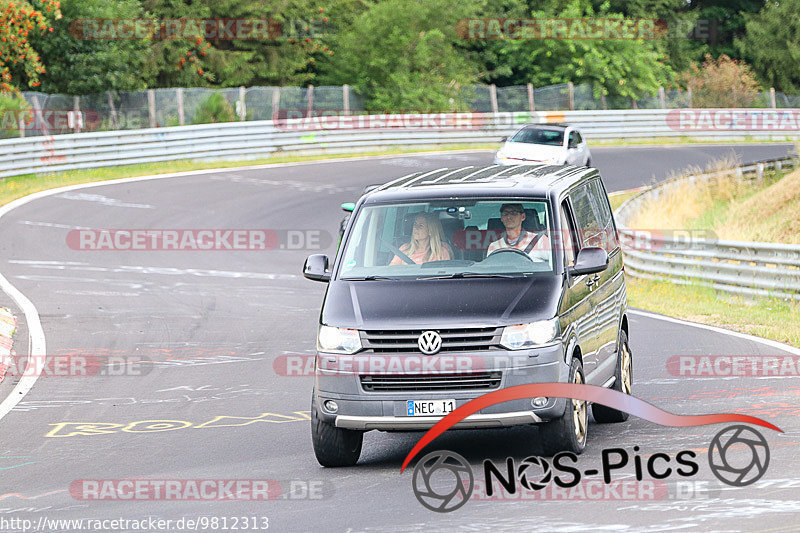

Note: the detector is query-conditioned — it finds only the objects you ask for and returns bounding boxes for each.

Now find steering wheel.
[486,248,536,262]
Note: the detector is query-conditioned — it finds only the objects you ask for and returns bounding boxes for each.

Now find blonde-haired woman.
[389,212,452,265]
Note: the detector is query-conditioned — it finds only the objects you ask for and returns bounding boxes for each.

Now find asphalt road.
[0,144,798,532]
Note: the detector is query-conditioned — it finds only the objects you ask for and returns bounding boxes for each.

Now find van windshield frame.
[334,198,556,281]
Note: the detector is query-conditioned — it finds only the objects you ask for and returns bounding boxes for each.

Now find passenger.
[389,212,452,265]
[487,203,550,261]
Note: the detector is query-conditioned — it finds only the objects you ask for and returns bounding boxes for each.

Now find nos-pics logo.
[412,425,770,513]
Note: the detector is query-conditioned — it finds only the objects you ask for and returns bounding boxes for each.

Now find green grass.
[0,144,500,207]
[627,277,800,347]
[608,190,639,211]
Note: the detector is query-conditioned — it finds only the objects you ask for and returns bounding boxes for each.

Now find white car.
[494,124,592,167]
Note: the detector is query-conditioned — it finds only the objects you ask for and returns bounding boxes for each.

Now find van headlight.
[317,325,362,354]
[500,319,559,349]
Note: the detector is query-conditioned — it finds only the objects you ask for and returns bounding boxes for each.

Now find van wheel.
[593,331,632,423]
[311,392,363,467]
[536,358,587,456]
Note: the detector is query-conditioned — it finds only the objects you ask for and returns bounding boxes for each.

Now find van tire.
[311,392,363,467]
[593,331,632,423]
[536,358,588,456]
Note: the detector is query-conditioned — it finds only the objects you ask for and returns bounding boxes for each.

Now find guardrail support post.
[658,86,666,109]
[272,87,280,121]
[176,88,185,125]
[770,87,777,108]
[343,84,350,114]
[73,96,81,133]
[567,82,574,110]
[527,83,534,112]
[238,86,246,121]
[107,91,119,129]
[307,85,314,117]
[489,84,498,113]
[148,89,156,128]
[757,162,764,181]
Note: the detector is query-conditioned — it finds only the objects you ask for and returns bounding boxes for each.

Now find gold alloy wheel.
[573,370,587,443]
[620,342,632,395]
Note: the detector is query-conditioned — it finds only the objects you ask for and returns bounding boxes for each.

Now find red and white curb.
[0,307,16,384]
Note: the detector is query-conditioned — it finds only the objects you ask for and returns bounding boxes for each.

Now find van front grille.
[361,327,500,353]
[360,372,502,392]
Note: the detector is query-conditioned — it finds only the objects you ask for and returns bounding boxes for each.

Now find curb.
[0,307,16,384]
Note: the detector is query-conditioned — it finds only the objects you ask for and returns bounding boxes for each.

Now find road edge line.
[629,309,800,355]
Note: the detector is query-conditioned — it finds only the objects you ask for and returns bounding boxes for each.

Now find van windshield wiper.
[418,272,527,280]
[340,275,395,281]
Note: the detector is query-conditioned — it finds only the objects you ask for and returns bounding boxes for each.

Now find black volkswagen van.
[303,164,631,466]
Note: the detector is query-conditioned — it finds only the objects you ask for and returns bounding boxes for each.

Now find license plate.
[406,399,456,416]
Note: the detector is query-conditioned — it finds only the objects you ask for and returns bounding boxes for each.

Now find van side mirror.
[569,247,608,276]
[303,254,331,282]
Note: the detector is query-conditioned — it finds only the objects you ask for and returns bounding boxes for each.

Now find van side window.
[570,179,617,252]
[587,178,618,251]
[560,201,576,267]
[570,183,602,249]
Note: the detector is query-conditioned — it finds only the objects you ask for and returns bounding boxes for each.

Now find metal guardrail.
[614,157,800,300]
[1,109,799,178]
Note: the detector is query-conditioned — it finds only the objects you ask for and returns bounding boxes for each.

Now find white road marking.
[55,192,155,209]
[629,309,800,355]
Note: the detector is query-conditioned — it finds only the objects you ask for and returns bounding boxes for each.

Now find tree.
[141,0,348,88]
[681,53,761,107]
[318,0,483,111]
[737,0,800,93]
[474,0,675,99]
[30,0,152,94]
[0,0,62,93]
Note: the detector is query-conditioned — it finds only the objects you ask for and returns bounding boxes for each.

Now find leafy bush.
[681,54,761,108]
[0,93,30,139]
[193,92,236,124]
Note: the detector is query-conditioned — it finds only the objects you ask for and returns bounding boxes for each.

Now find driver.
[487,203,550,262]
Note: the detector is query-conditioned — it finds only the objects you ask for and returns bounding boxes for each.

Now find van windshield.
[337,199,555,280]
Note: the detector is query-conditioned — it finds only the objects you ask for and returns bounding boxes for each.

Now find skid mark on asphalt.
[18,220,92,230]
[0,490,65,501]
[45,411,311,438]
[55,192,155,209]
[9,261,300,281]
[209,175,359,194]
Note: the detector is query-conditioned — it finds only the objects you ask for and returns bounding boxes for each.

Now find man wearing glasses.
[486,203,551,262]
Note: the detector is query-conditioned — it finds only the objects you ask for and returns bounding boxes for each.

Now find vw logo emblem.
[418,330,442,355]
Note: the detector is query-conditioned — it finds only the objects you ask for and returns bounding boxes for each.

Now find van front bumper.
[314,342,570,430]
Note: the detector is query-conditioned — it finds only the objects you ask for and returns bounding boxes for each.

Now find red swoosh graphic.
[400,383,783,472]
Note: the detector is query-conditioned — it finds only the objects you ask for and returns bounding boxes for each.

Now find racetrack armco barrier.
[614,156,800,300]
[1,109,800,178]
